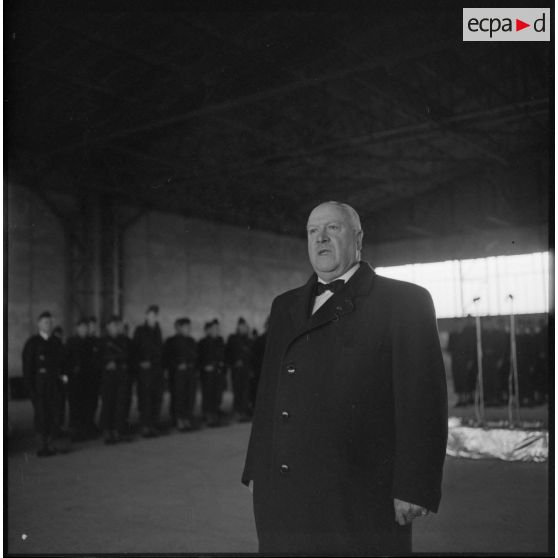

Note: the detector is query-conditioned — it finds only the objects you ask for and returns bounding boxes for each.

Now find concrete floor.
[7,398,549,555]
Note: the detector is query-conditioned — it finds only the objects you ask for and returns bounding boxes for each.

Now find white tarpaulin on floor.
[446,417,548,462]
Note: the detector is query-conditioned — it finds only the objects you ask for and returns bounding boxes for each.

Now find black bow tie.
[315,279,345,296]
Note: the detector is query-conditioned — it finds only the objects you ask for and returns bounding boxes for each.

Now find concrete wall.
[122,211,311,339]
[6,182,67,376]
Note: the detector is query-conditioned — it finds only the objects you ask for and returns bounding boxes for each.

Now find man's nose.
[317,231,330,243]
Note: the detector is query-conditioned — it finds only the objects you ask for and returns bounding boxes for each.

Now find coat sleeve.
[390,286,448,513]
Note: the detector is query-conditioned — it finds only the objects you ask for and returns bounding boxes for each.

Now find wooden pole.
[473,298,485,426]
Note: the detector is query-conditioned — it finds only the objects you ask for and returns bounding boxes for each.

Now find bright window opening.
[375,252,550,318]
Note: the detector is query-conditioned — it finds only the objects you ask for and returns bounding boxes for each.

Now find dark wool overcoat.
[242,262,448,556]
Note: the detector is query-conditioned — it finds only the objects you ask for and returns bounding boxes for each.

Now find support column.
[89,193,102,324]
[100,198,124,321]
[27,183,125,335]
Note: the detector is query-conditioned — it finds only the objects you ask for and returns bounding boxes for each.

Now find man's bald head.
[313,201,361,231]
[306,201,363,282]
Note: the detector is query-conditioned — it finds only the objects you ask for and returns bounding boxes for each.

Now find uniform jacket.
[132,323,163,368]
[22,334,65,393]
[85,335,103,375]
[100,335,132,373]
[225,333,253,368]
[163,334,198,370]
[65,336,89,376]
[198,336,225,371]
[242,262,448,554]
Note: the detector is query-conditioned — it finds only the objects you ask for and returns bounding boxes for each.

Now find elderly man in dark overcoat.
[242,201,448,556]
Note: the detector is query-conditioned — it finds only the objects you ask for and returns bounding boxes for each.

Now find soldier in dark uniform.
[226,317,253,422]
[65,319,90,440]
[461,318,478,405]
[133,305,164,437]
[517,324,537,406]
[198,320,226,427]
[120,320,137,431]
[100,315,133,444]
[83,316,102,438]
[250,319,268,415]
[22,311,68,457]
[492,319,510,405]
[164,318,198,431]
[448,321,467,407]
[482,320,503,406]
[532,318,548,405]
[50,325,68,429]
[213,319,228,417]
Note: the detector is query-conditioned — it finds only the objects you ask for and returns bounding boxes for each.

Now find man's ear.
[356,230,363,252]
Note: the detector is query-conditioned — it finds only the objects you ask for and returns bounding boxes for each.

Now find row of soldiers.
[22,306,267,457]
[448,317,549,408]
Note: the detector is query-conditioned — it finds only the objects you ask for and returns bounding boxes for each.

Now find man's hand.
[248,480,253,494]
[394,498,429,526]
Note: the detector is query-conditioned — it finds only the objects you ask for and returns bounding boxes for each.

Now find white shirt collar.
[317,262,360,285]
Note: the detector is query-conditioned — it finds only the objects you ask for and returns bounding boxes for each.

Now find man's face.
[146,311,158,327]
[209,324,219,338]
[178,324,191,337]
[307,203,362,281]
[238,323,248,336]
[87,321,97,336]
[76,323,88,338]
[38,317,53,336]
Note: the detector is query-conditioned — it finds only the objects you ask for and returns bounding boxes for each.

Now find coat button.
[286,365,296,375]
[280,464,289,474]
[281,410,290,420]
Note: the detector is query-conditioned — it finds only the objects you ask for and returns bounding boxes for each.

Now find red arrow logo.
[516,18,530,31]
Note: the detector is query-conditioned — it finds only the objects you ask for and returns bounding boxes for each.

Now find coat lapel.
[288,261,376,342]
[289,274,317,334]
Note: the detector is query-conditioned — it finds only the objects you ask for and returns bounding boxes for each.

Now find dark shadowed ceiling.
[7,2,551,242]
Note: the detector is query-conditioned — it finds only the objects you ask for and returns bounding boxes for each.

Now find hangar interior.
[7,6,549,378]
[6,5,551,556]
